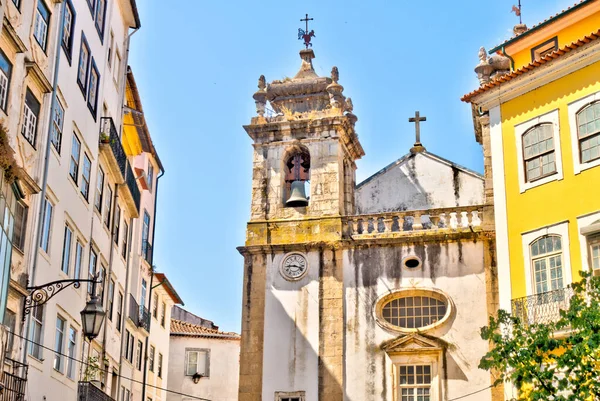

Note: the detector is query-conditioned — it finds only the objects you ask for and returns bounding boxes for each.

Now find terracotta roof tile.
[461,29,600,102]
[170,319,240,340]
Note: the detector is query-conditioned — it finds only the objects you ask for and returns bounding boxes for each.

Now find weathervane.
[298,14,315,49]
[511,0,522,24]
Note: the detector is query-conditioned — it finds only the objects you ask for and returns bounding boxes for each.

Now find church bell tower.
[238,32,364,401]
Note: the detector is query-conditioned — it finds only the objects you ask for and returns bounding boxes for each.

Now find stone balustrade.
[344,206,483,237]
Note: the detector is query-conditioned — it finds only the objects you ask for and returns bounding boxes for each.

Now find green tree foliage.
[479,272,600,400]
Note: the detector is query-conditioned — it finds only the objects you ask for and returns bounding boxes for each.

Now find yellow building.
[462,0,600,357]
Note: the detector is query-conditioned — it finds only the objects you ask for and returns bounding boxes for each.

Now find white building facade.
[168,309,240,401]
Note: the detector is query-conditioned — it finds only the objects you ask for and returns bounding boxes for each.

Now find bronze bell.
[285,181,309,207]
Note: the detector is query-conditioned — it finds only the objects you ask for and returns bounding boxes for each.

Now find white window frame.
[522,221,572,296]
[81,153,91,200]
[391,354,441,401]
[29,305,44,360]
[51,100,64,153]
[21,92,40,147]
[514,109,563,193]
[40,198,53,253]
[185,348,210,377]
[54,315,66,373]
[275,391,306,401]
[0,50,12,112]
[67,325,77,379]
[530,235,564,295]
[568,91,600,174]
[33,0,49,51]
[577,211,600,272]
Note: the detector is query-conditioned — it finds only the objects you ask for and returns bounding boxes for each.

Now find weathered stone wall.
[343,239,493,401]
[356,152,484,214]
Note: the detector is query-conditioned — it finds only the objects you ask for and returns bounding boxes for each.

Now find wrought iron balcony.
[78,381,115,401]
[128,294,150,332]
[99,117,140,217]
[142,240,153,265]
[99,118,127,183]
[511,286,575,326]
[1,358,28,401]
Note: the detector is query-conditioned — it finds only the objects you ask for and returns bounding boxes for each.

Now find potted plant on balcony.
[100,133,111,144]
[83,356,105,389]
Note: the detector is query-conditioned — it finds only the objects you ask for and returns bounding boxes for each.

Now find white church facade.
[237,43,500,401]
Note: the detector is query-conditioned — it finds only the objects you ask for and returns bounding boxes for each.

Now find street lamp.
[23,275,105,340]
[80,278,106,341]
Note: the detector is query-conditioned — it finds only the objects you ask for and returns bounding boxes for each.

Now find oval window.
[377,290,451,332]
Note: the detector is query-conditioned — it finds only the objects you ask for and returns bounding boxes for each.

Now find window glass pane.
[70,134,81,181]
[61,226,72,274]
[382,296,447,329]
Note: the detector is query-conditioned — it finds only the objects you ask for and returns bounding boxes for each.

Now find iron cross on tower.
[298,14,315,48]
[408,111,426,146]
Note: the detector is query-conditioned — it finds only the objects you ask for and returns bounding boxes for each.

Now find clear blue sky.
[129,0,575,332]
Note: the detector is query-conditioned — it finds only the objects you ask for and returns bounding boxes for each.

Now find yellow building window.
[531,235,563,294]
[522,123,556,182]
[576,102,600,163]
[590,237,600,272]
[531,37,558,62]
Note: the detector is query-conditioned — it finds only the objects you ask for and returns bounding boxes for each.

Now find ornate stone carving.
[258,75,266,90]
[474,46,510,84]
[344,97,353,113]
[331,66,339,84]
[253,75,267,116]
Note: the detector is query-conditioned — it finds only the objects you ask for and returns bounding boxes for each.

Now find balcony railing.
[142,240,153,265]
[128,294,150,332]
[78,381,115,401]
[99,117,127,181]
[343,206,483,238]
[511,286,575,326]
[1,358,27,401]
[99,117,141,217]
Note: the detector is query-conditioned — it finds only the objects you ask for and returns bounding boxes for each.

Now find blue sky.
[129,0,576,332]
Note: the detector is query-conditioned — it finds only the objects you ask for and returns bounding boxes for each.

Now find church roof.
[170,319,240,340]
[356,150,483,189]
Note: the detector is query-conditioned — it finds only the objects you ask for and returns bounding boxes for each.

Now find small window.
[402,256,422,270]
[141,211,150,256]
[88,249,97,294]
[275,392,305,401]
[116,292,123,332]
[136,340,143,370]
[590,238,600,271]
[398,365,432,401]
[61,0,76,59]
[152,294,158,319]
[122,221,129,259]
[95,167,104,212]
[4,309,16,355]
[382,296,447,330]
[114,50,121,85]
[87,60,100,117]
[185,349,209,377]
[531,37,558,62]
[74,241,83,279]
[0,49,13,113]
[40,198,53,253]
[21,89,41,147]
[66,326,77,379]
[147,163,154,193]
[149,345,155,372]
[108,278,115,321]
[576,102,600,163]
[29,306,44,359]
[33,0,50,51]
[61,225,72,275]
[77,34,90,94]
[70,134,81,182]
[94,0,106,38]
[158,353,163,377]
[81,154,92,200]
[160,302,166,327]
[51,100,64,153]
[530,235,563,294]
[54,316,66,373]
[104,185,112,228]
[13,202,28,252]
[108,31,114,65]
[522,123,556,182]
[113,205,120,244]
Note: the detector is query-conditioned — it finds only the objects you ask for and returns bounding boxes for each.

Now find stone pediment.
[381,333,446,354]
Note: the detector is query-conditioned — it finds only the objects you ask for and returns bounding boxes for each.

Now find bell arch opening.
[283,145,311,207]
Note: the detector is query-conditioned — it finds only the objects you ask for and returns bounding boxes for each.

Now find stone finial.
[258,75,266,90]
[474,46,510,84]
[331,66,339,84]
[344,97,353,113]
[513,23,528,36]
[253,74,267,116]
[478,47,487,64]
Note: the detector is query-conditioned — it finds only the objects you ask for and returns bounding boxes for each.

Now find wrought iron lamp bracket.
[22,278,99,322]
